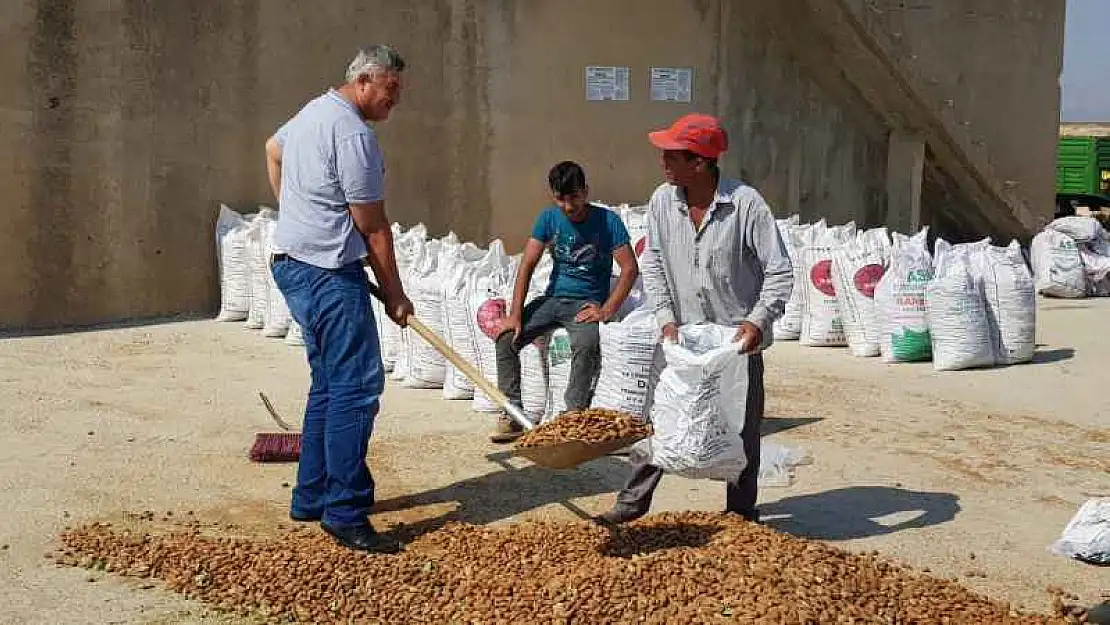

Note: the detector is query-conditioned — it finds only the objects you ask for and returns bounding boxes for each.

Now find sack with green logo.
[543,329,573,421]
[1030,228,1086,298]
[876,228,934,363]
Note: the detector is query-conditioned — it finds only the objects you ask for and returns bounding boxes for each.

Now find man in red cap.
[597,113,793,525]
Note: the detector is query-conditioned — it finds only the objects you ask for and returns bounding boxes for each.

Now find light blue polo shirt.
[271,89,385,269]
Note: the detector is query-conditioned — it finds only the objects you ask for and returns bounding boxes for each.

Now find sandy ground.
[0,298,1107,624]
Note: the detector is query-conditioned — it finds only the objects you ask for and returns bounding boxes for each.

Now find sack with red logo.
[831,228,890,357]
[799,223,856,347]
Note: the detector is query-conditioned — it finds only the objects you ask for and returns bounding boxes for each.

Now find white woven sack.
[469,242,514,413]
[521,342,549,420]
[927,241,995,371]
[974,241,1036,365]
[1049,498,1110,566]
[632,323,749,481]
[772,221,811,340]
[402,240,447,389]
[1048,216,1106,243]
[243,209,277,330]
[776,214,801,229]
[285,321,305,346]
[1079,237,1110,296]
[386,223,428,380]
[389,227,429,382]
[831,231,888,357]
[609,274,645,321]
[215,205,251,322]
[441,243,486,400]
[590,308,657,417]
[800,244,847,347]
[620,204,649,255]
[1030,229,1087,298]
[262,219,292,338]
[875,228,934,363]
[771,214,802,340]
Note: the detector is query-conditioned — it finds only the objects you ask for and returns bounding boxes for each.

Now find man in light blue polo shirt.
[264,45,413,554]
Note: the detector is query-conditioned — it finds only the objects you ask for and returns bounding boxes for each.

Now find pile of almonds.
[55,511,1086,624]
[516,408,652,448]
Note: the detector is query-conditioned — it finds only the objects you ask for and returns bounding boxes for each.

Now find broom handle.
[368,281,535,432]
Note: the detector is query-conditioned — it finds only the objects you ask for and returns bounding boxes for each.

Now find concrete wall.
[840,0,1066,239]
[0,0,1063,330]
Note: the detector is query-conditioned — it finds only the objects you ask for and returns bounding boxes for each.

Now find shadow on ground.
[762,416,823,436]
[599,522,723,558]
[760,486,960,540]
[372,453,630,538]
[1030,347,1076,364]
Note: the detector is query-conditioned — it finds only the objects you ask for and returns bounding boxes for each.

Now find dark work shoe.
[593,505,646,527]
[320,521,404,554]
[289,511,321,523]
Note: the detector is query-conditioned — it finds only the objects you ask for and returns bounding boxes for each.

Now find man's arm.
[640,192,677,332]
[510,239,546,320]
[600,244,639,319]
[337,131,412,325]
[743,194,794,337]
[351,202,401,290]
[265,136,283,200]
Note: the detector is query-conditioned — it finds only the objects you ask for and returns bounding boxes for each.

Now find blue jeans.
[271,257,384,528]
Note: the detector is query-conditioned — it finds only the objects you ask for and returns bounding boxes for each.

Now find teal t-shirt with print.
[530,204,631,304]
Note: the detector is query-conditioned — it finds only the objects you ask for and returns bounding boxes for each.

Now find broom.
[249,391,302,463]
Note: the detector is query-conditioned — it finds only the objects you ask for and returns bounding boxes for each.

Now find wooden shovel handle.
[367,281,534,430]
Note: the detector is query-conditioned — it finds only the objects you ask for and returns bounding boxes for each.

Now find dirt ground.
[0,298,1107,624]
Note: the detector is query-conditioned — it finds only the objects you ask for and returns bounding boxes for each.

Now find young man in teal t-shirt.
[491,161,640,442]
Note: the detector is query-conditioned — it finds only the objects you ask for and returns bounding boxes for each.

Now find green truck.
[1055,125,1110,217]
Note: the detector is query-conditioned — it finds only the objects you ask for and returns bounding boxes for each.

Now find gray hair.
[345,45,406,83]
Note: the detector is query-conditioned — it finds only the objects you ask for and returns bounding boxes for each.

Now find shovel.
[367,282,533,433]
[368,282,646,469]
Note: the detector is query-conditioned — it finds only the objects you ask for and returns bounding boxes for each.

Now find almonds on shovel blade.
[516,408,651,449]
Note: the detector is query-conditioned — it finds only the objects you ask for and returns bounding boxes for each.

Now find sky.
[1061,0,1110,122]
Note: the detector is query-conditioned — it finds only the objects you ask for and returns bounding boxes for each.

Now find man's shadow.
[760,486,961,540]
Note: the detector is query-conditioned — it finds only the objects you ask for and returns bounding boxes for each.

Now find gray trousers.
[495,296,602,413]
[614,347,765,519]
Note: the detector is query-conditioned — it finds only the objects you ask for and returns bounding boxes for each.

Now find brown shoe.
[489,414,524,443]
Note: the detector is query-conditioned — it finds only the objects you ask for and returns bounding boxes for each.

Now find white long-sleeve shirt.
[642,178,794,350]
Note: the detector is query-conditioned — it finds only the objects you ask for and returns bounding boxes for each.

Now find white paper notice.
[585,66,630,101]
[650,67,693,102]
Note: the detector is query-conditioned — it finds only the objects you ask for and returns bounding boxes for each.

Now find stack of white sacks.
[214,201,1072,481]
[216,202,813,483]
[774,216,1038,372]
[1030,215,1110,298]
[213,202,652,415]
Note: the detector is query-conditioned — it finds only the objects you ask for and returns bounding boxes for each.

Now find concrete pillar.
[886,130,926,233]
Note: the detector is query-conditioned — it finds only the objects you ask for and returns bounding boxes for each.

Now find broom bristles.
[250,432,301,463]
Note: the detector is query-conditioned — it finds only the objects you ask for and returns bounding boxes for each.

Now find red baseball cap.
[648,113,729,159]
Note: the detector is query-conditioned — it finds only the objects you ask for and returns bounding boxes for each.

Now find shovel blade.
[513,434,647,470]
